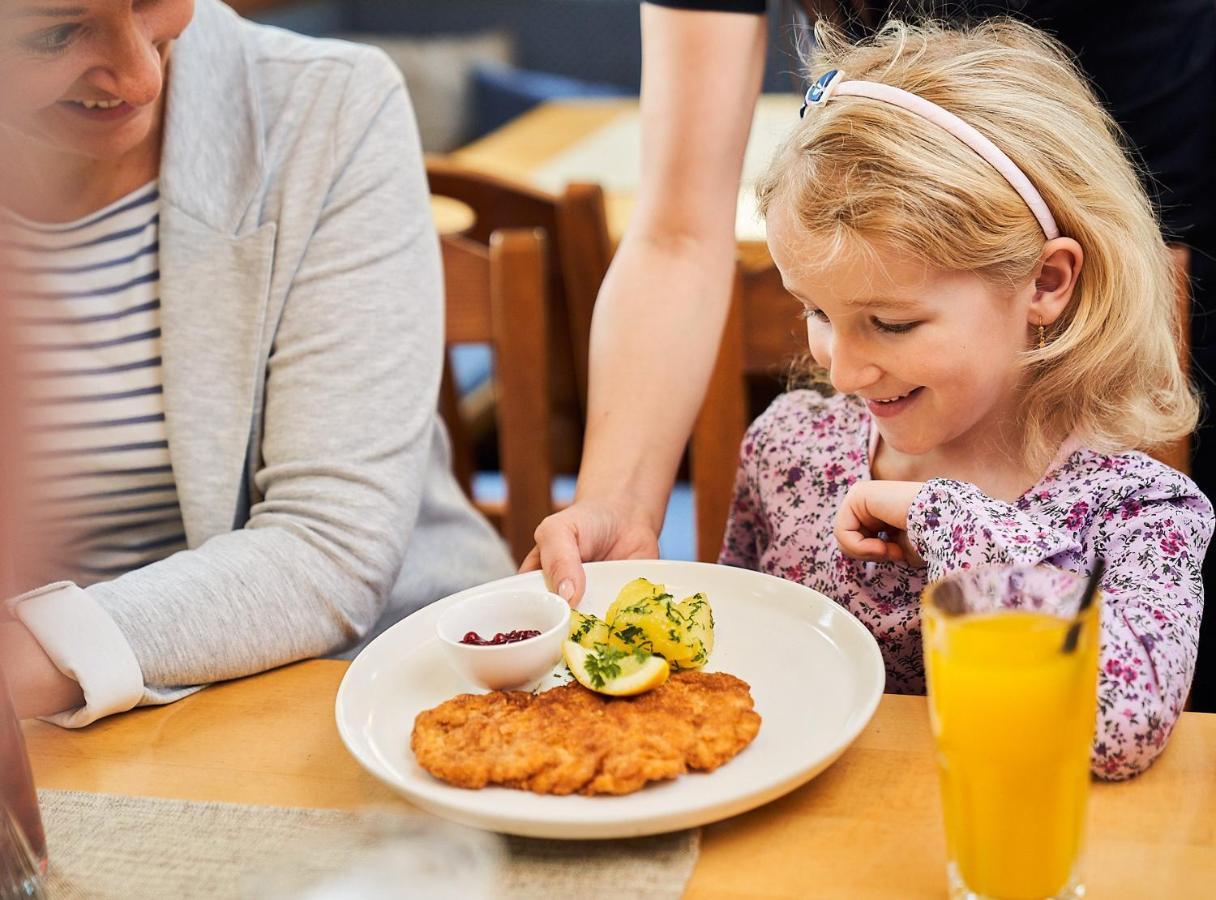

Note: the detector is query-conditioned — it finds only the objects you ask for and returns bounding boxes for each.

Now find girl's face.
[767,202,1035,460]
[0,0,194,162]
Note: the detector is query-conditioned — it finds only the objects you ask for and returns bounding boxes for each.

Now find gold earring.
[1037,316,1046,350]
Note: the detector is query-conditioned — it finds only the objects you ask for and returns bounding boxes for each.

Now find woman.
[525,0,1216,709]
[0,0,513,726]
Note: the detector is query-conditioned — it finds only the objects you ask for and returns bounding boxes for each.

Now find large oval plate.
[335,559,884,839]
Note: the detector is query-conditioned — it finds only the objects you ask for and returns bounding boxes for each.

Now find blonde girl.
[722,18,1212,780]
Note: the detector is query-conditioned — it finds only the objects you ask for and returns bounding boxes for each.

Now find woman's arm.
[7,52,442,725]
[526,3,767,601]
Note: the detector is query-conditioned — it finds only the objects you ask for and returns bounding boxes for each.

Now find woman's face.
[0,0,195,162]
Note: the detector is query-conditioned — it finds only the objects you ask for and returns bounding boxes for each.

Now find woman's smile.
[57,97,139,123]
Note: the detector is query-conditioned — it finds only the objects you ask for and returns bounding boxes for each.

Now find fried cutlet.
[410,671,761,796]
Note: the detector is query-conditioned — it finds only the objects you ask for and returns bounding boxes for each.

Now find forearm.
[576,229,737,526]
[908,479,1079,577]
[575,4,766,525]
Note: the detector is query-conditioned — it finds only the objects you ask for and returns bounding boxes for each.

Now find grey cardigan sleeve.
[88,62,441,700]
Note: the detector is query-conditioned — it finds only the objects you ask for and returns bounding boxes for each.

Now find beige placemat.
[37,789,699,900]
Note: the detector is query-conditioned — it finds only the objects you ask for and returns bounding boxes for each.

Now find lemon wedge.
[562,640,670,696]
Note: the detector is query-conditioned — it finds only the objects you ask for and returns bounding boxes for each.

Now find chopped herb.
[616,624,645,645]
[584,645,628,688]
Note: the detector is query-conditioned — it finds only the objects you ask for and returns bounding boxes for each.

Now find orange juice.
[924,605,1099,899]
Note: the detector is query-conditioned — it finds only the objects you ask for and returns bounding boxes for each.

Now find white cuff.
[8,582,144,728]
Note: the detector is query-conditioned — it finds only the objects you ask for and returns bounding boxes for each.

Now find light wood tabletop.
[449,97,801,272]
[24,659,1216,899]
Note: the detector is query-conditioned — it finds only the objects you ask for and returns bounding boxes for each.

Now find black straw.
[1061,557,1105,653]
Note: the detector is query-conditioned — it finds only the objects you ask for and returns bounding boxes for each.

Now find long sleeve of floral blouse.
[907,461,1213,781]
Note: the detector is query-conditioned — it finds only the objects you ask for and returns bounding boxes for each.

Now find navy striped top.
[6,183,187,586]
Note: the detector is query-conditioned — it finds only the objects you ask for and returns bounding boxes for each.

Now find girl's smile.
[864,386,924,418]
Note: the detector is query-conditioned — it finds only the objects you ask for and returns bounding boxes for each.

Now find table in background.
[450,96,802,273]
[25,660,1216,899]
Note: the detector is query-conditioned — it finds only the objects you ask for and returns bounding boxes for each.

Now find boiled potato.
[604,577,668,625]
[609,581,714,670]
[678,592,714,663]
[569,578,716,670]
[609,595,684,662]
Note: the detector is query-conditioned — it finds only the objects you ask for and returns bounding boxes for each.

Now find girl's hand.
[835,480,926,565]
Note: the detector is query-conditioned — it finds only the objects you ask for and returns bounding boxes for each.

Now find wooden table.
[25,660,1216,898]
[450,96,800,272]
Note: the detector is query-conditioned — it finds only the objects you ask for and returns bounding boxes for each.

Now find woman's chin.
[33,105,157,163]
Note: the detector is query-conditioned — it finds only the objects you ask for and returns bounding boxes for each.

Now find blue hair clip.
[800,69,843,118]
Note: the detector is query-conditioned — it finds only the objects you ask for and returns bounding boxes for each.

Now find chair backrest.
[691,265,804,563]
[426,157,612,436]
[691,260,1196,563]
[439,229,554,563]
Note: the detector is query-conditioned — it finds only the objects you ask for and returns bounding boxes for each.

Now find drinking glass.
[922,564,1100,900]
[0,668,46,900]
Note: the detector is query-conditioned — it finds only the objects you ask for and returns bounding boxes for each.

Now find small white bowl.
[435,589,570,691]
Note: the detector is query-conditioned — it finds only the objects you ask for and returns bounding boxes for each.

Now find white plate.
[335,559,885,839]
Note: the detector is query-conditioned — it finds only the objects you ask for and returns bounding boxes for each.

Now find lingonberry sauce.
[460,629,542,646]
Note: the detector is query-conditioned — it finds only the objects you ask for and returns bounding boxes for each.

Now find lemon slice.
[567,609,611,648]
[562,640,670,696]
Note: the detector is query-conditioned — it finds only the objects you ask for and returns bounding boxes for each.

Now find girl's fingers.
[836,529,895,560]
[836,522,911,562]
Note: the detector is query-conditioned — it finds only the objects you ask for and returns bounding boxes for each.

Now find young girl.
[722,19,1213,781]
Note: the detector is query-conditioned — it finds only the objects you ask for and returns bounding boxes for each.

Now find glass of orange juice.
[922,564,1100,900]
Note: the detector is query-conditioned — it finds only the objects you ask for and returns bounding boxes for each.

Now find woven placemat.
[36,789,699,899]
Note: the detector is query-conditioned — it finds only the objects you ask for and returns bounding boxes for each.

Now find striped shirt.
[5,183,187,587]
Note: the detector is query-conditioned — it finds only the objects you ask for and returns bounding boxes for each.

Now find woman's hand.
[520,497,661,606]
[834,480,926,565]
[0,621,83,719]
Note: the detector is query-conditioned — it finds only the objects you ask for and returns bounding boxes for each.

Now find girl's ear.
[1030,237,1084,326]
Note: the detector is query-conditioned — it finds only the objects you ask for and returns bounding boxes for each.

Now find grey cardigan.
[10,0,513,725]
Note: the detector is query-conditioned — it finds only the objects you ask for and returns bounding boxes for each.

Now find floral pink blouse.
[721,390,1212,780]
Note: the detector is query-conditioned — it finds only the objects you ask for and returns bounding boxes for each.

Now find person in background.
[525,0,1216,710]
[725,18,1210,778]
[0,0,512,726]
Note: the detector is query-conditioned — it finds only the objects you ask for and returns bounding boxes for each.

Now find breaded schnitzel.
[411,671,761,796]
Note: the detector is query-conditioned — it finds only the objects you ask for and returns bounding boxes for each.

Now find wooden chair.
[427,156,613,464]
[690,260,1196,563]
[438,229,554,564]
[691,265,805,562]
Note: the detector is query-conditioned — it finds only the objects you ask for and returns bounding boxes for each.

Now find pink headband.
[801,70,1061,240]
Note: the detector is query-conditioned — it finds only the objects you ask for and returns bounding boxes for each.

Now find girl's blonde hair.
[757,18,1199,467]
